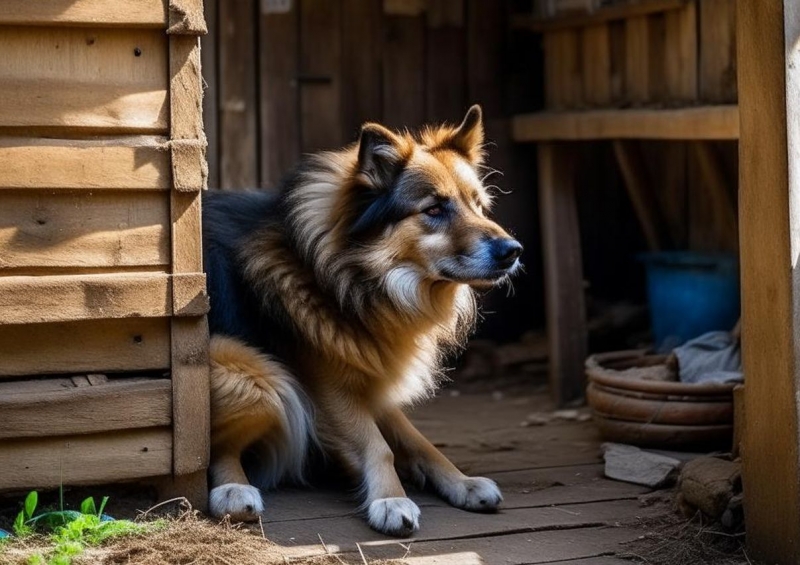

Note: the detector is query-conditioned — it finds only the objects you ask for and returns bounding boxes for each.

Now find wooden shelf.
[512,105,739,142]
[512,0,688,32]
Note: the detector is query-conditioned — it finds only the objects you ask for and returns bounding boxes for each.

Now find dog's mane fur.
[204,126,484,407]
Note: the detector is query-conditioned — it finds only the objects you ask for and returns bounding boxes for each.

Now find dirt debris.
[0,510,404,565]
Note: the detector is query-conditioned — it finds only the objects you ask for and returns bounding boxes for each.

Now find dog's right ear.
[357,123,404,190]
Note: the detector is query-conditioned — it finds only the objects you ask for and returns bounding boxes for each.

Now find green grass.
[1,490,164,565]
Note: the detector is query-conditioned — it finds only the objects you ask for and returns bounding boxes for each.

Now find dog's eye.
[423,204,444,217]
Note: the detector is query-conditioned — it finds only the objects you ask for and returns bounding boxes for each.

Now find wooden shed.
[3,0,800,563]
[0,0,210,507]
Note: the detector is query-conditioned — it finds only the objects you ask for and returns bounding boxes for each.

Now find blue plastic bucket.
[639,252,740,351]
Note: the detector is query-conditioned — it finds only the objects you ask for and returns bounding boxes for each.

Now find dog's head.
[345,105,522,289]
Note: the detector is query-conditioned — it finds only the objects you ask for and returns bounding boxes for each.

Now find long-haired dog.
[202,105,522,536]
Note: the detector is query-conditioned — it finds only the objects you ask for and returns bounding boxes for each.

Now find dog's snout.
[491,238,523,268]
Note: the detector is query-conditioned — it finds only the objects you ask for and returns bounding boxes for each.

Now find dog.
[202,105,523,536]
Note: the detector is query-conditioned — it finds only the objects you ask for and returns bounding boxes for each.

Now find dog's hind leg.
[379,407,503,513]
[208,335,312,522]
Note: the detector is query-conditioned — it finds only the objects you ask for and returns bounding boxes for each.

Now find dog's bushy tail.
[209,335,314,489]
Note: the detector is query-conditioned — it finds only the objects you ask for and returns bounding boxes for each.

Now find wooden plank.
[625,16,650,104]
[170,36,205,143]
[341,0,382,141]
[299,0,343,152]
[0,191,169,272]
[0,429,173,490]
[265,465,645,523]
[219,0,258,188]
[0,273,173,325]
[0,378,172,439]
[259,0,300,188]
[0,27,168,132]
[538,143,587,406]
[546,29,582,109]
[664,1,698,102]
[466,0,505,117]
[738,1,800,562]
[0,137,170,190]
[612,141,670,251]
[263,499,664,551]
[699,0,737,103]
[512,0,689,32]
[201,0,219,188]
[0,82,167,133]
[169,34,210,477]
[0,318,171,378]
[690,142,738,251]
[0,0,167,27]
[170,317,210,475]
[425,0,467,121]
[656,141,689,249]
[383,14,426,128]
[346,527,648,565]
[581,24,611,106]
[646,14,666,102]
[512,106,740,141]
[608,20,626,104]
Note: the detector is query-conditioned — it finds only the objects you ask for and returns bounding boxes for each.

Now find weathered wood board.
[0,429,173,490]
[0,137,170,190]
[0,191,170,271]
[0,378,172,439]
[0,27,168,132]
[0,318,171,377]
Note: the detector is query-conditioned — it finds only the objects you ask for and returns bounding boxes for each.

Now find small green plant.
[12,491,38,537]
[4,491,164,565]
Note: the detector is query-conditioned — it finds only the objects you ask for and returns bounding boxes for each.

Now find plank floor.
[252,389,672,564]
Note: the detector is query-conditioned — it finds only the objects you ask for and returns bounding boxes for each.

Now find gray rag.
[673,331,743,384]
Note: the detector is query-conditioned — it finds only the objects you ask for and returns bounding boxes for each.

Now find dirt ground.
[0,361,751,564]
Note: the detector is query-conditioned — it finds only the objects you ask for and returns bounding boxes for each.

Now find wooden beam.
[0,28,168,133]
[512,0,688,32]
[0,273,173,325]
[538,143,587,406]
[738,1,800,562]
[690,142,738,252]
[0,137,170,190]
[612,141,670,251]
[0,0,167,27]
[0,318,170,378]
[0,429,173,491]
[0,191,170,272]
[0,378,172,439]
[169,34,211,479]
[512,106,740,141]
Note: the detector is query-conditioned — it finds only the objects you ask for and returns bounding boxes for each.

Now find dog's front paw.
[367,497,420,537]
[442,476,503,512]
[209,483,264,522]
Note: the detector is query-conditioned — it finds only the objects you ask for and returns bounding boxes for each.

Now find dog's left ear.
[446,105,484,163]
[357,123,404,190]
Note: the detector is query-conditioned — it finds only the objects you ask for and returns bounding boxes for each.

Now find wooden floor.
[254,387,671,564]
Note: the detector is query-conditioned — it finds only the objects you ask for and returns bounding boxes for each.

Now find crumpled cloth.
[673,331,743,384]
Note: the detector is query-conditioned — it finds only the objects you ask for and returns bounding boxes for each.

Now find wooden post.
[738,1,800,562]
[168,18,211,510]
[538,143,587,406]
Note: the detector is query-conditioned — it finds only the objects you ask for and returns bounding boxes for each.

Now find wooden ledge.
[512,105,740,142]
[512,0,688,32]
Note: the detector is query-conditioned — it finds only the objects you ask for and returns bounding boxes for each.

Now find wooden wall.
[201,0,544,340]
[202,0,516,190]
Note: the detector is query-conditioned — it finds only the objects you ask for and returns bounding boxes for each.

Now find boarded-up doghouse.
[0,0,210,506]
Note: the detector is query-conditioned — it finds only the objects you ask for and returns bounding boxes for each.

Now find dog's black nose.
[492,238,523,268]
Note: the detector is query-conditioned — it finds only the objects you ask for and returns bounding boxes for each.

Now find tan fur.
[207,106,514,534]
